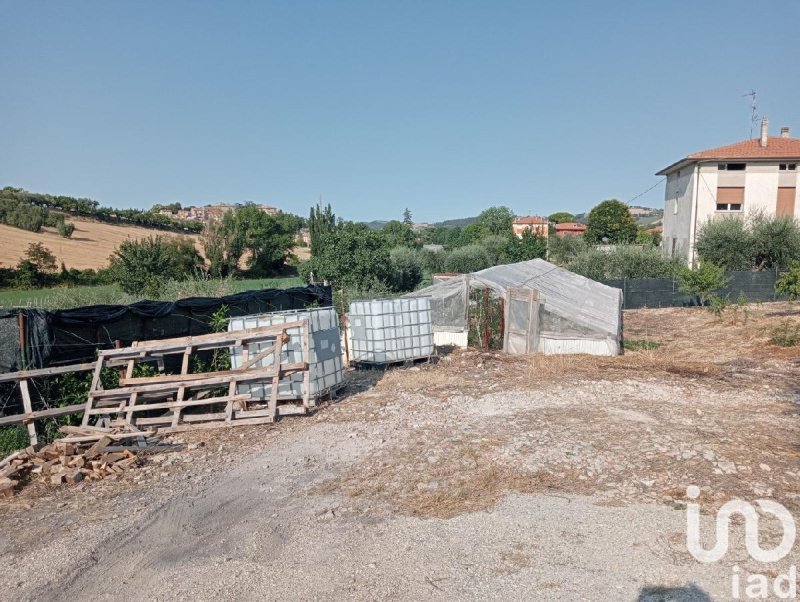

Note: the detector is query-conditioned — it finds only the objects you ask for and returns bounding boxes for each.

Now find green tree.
[299,222,392,289]
[444,244,492,273]
[164,237,204,276]
[109,236,176,297]
[585,199,637,244]
[481,235,511,265]
[476,206,515,237]
[24,242,58,274]
[382,220,415,248]
[387,246,424,292]
[548,212,575,224]
[548,234,588,265]
[402,208,413,227]
[505,230,547,263]
[308,203,337,256]
[749,212,800,270]
[695,216,753,271]
[676,262,730,306]
[206,205,300,277]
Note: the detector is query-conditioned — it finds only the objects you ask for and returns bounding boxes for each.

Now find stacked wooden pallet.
[81,320,311,432]
[0,425,167,496]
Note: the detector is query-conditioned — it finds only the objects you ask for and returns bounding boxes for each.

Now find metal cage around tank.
[348,297,434,365]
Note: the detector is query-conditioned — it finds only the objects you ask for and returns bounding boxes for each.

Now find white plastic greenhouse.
[406,258,623,356]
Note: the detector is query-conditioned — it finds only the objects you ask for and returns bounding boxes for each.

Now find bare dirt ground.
[1,304,799,600]
[0,218,201,270]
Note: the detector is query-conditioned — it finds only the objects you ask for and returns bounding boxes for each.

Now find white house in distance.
[658,118,800,264]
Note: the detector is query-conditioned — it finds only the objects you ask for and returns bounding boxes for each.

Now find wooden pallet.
[81,321,311,431]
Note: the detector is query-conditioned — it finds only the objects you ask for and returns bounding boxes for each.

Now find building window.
[717,163,746,171]
[716,186,744,211]
[779,163,797,171]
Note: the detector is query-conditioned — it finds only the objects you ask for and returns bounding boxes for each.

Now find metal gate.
[503,288,540,355]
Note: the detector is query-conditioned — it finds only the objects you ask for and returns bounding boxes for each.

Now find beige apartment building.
[658,119,800,264]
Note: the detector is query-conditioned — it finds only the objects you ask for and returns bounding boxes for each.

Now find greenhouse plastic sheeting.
[406,259,622,355]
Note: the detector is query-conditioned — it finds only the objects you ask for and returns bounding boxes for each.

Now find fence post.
[17,311,27,370]
[482,288,490,350]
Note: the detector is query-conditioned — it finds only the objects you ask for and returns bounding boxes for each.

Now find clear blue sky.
[1,1,798,223]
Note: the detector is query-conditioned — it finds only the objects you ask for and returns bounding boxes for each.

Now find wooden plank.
[91,365,298,398]
[81,357,105,427]
[158,416,274,434]
[18,379,37,446]
[86,394,252,415]
[0,362,97,384]
[0,403,88,427]
[239,405,307,418]
[97,322,305,357]
[59,431,156,443]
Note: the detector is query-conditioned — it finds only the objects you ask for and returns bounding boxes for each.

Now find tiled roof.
[658,136,800,175]
[514,216,548,224]
[555,222,586,231]
[687,136,800,159]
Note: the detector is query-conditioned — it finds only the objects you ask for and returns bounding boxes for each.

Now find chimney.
[760,117,769,147]
[781,126,790,138]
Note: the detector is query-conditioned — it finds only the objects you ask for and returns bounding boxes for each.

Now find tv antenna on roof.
[743,89,758,138]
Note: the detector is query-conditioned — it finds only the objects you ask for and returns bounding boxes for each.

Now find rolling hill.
[0,217,201,271]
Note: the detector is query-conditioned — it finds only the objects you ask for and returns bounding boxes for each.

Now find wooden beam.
[0,403,87,427]
[86,394,252,415]
[18,379,37,447]
[0,362,98,384]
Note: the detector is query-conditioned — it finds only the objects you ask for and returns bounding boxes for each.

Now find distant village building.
[512,216,549,238]
[154,202,279,224]
[554,222,587,238]
[295,227,311,246]
[658,118,800,264]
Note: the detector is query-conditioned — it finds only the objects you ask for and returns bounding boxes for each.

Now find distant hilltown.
[154,202,278,224]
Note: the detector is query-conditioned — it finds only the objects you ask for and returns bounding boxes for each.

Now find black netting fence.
[602,270,785,309]
[0,285,331,372]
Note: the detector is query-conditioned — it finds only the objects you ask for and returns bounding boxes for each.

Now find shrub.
[750,212,800,270]
[770,320,800,347]
[676,262,730,306]
[505,230,547,263]
[420,248,447,274]
[567,245,682,281]
[695,212,800,271]
[444,244,492,273]
[548,235,588,266]
[695,216,753,270]
[482,235,511,265]
[387,246,424,292]
[109,236,174,297]
[776,260,800,301]
[0,425,29,457]
[57,221,75,238]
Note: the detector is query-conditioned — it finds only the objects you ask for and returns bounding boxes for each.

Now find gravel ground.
[1,306,799,601]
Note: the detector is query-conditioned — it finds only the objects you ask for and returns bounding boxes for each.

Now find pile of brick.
[0,426,171,496]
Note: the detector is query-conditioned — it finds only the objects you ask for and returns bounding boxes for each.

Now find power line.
[627,177,666,205]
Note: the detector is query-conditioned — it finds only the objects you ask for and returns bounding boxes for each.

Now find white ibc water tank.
[228,307,344,400]
[348,297,434,364]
